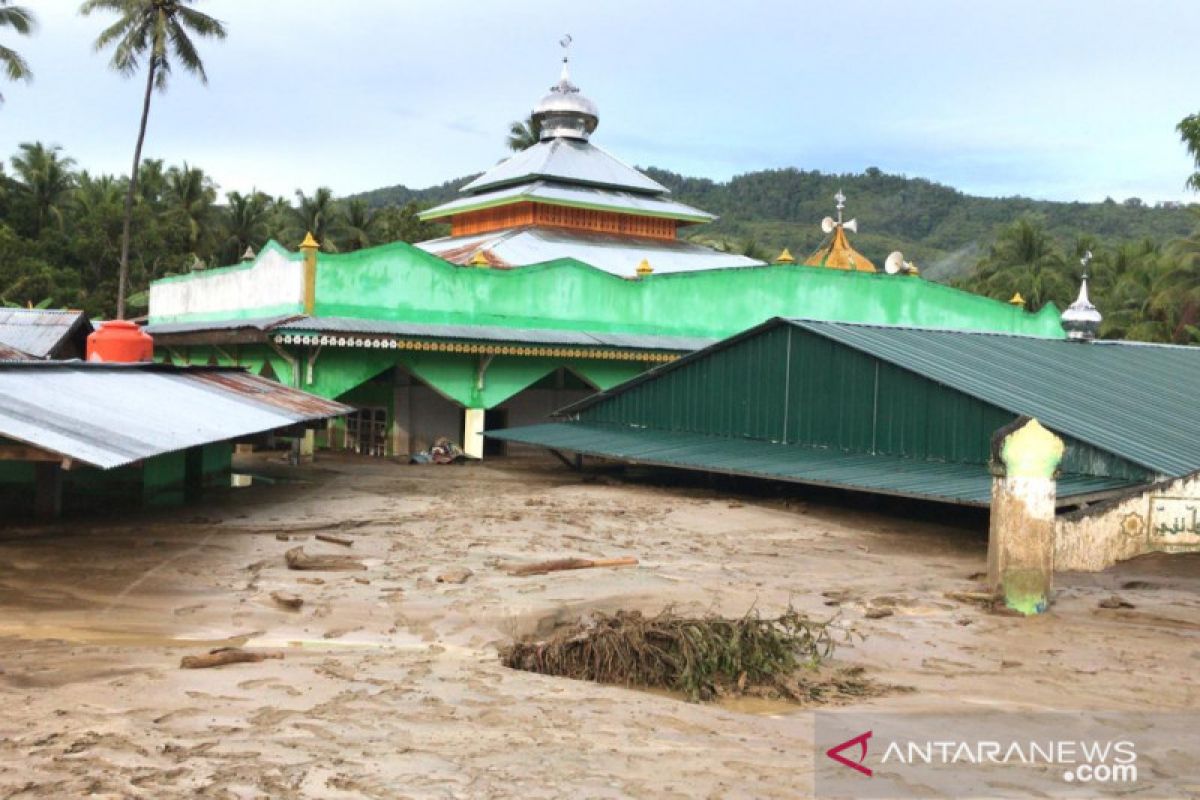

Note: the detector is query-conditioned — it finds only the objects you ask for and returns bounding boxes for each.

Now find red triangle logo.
[826,730,873,777]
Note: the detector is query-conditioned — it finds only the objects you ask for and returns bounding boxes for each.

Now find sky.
[2,0,1199,204]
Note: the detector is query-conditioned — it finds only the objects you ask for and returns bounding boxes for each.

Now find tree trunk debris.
[180,648,283,669]
[285,546,365,571]
[507,556,638,577]
[315,533,354,547]
[270,590,304,610]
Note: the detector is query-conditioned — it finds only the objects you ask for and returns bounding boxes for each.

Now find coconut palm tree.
[10,141,76,236]
[290,187,340,251]
[80,0,227,319]
[506,114,542,151]
[974,217,1072,311]
[221,189,270,263]
[1178,113,1200,191]
[163,161,216,253]
[0,1,34,103]
[339,199,377,252]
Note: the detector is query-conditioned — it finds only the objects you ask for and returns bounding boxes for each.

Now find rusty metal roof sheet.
[0,309,92,358]
[0,342,31,361]
[0,363,350,469]
[487,422,1137,507]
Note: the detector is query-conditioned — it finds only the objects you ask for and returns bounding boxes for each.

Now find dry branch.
[270,590,304,610]
[285,546,365,571]
[507,556,638,577]
[315,533,354,547]
[180,647,283,669]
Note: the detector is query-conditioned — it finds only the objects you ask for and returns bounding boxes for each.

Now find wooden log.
[315,533,354,547]
[508,556,638,577]
[270,590,304,610]
[284,546,365,572]
[180,648,283,669]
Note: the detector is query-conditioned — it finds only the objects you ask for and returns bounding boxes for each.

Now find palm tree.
[0,1,34,103]
[506,114,542,151]
[10,141,76,236]
[339,199,376,252]
[221,189,270,263]
[290,187,340,251]
[163,161,216,253]
[80,0,227,319]
[1178,113,1200,191]
[973,218,1072,311]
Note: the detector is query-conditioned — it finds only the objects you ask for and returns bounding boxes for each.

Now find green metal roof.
[562,318,1200,478]
[784,320,1200,477]
[487,422,1137,506]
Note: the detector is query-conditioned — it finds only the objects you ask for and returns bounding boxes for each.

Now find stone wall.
[1055,472,1200,571]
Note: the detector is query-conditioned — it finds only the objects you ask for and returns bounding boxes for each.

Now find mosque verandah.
[145,57,1066,459]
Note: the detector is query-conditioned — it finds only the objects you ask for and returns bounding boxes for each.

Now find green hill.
[353,166,1196,280]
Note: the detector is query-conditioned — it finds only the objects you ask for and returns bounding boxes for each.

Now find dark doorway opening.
[484,407,508,456]
[346,406,388,456]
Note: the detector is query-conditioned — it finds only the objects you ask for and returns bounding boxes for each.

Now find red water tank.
[86,320,154,363]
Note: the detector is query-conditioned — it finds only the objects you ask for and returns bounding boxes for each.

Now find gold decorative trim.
[272,333,678,363]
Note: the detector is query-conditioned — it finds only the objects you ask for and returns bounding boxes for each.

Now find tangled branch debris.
[500,608,841,701]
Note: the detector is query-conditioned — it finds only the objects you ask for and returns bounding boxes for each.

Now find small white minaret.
[1061,251,1102,341]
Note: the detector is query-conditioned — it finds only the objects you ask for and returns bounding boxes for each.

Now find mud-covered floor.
[0,453,1197,798]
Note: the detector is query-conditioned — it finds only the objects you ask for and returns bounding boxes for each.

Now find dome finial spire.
[1062,251,1102,341]
[532,35,599,141]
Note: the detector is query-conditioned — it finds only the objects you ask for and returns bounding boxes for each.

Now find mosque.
[146,56,1064,459]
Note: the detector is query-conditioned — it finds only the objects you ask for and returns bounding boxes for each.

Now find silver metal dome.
[1062,274,1102,341]
[532,58,599,141]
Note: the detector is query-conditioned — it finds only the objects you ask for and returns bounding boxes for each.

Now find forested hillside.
[354,165,1196,280]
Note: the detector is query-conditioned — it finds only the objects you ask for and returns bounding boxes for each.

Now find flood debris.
[284,546,365,571]
[270,591,304,610]
[507,556,638,577]
[1098,595,1135,609]
[315,533,354,547]
[500,607,839,701]
[180,648,283,669]
[437,567,473,584]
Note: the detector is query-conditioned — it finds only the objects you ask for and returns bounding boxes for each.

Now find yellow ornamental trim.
[1009,292,1027,307]
[636,259,653,277]
[299,232,320,251]
[775,248,796,264]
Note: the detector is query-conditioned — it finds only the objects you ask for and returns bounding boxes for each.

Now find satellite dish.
[843,218,858,234]
[821,216,836,234]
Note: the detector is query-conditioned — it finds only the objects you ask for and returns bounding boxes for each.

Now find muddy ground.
[0,453,1197,798]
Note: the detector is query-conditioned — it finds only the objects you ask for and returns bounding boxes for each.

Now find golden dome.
[803,226,877,273]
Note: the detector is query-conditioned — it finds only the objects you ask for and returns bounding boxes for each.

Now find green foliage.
[506,115,542,152]
[1178,113,1200,192]
[0,142,450,316]
[0,0,35,103]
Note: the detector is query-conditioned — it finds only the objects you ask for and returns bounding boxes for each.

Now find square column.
[464,408,485,459]
[987,418,1064,615]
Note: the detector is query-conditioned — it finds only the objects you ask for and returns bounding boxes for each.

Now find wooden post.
[988,417,1064,615]
[34,462,63,520]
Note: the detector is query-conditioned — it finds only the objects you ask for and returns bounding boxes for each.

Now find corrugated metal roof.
[418,226,764,276]
[487,422,1137,506]
[787,320,1200,477]
[276,317,714,352]
[0,309,92,358]
[0,363,350,469]
[145,314,303,335]
[455,138,667,196]
[420,181,714,223]
[0,343,31,361]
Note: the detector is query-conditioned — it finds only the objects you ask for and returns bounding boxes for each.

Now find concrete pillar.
[463,408,485,459]
[987,417,1064,615]
[299,429,316,462]
[34,462,63,520]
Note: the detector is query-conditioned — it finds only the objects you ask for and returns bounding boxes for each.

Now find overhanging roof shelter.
[0,362,350,469]
[488,319,1198,507]
[0,309,93,360]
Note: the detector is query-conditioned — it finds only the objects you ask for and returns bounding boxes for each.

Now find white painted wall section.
[149,248,304,320]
